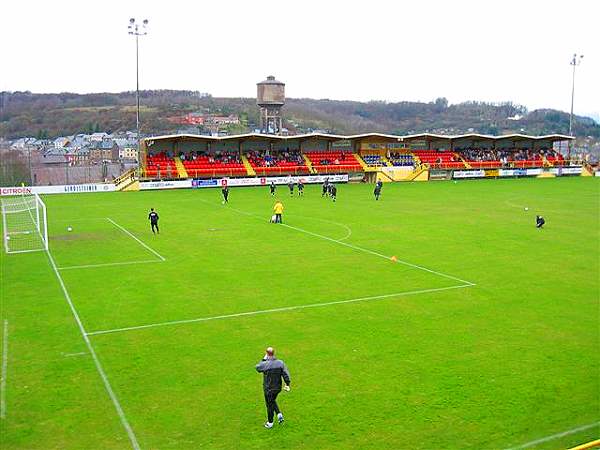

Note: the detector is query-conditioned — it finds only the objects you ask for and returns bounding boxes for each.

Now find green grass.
[1,177,598,449]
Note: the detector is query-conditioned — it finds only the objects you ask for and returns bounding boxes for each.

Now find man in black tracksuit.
[255,347,291,428]
[222,186,229,203]
[148,208,159,234]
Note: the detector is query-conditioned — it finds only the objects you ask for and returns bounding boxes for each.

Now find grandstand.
[246,149,309,176]
[181,151,246,178]
[141,132,575,180]
[304,150,362,173]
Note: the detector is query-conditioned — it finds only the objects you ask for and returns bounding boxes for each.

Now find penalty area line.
[86,283,473,336]
[106,217,165,261]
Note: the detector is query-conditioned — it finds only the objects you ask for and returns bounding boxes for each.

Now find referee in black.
[255,347,291,428]
[148,208,159,234]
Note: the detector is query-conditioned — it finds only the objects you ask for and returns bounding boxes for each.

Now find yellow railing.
[114,169,137,190]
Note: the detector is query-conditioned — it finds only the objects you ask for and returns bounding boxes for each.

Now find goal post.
[1,193,48,254]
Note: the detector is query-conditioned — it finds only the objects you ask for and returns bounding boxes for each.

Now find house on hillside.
[89,140,118,163]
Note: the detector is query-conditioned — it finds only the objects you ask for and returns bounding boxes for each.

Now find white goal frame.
[1,193,48,254]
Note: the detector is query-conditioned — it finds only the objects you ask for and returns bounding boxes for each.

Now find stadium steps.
[405,165,429,182]
[380,155,393,167]
[376,171,394,183]
[174,157,188,178]
[581,163,595,177]
[457,154,471,168]
[121,180,140,191]
[355,153,376,172]
[241,155,256,176]
[302,154,316,174]
[114,168,140,191]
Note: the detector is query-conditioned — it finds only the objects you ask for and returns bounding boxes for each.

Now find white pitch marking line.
[1,320,8,419]
[209,201,475,286]
[86,283,473,336]
[44,249,140,450]
[63,352,88,358]
[505,420,600,449]
[292,214,353,241]
[106,217,165,261]
[58,259,162,271]
[281,223,476,286]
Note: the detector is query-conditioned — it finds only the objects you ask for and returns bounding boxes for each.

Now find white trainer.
[277,413,284,424]
[264,422,273,429]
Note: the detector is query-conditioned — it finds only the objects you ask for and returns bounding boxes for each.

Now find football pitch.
[0,177,598,449]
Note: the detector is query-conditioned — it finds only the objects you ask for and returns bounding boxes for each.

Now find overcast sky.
[2,0,598,120]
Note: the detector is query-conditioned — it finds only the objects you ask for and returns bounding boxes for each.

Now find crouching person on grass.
[255,347,291,428]
[272,200,284,224]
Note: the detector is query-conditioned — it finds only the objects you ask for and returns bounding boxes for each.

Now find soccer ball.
[67,227,73,232]
[5,236,10,241]
[524,207,529,211]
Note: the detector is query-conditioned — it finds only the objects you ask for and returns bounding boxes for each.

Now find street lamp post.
[568,53,583,160]
[128,18,149,174]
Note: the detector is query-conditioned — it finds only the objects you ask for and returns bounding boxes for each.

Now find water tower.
[257,75,285,135]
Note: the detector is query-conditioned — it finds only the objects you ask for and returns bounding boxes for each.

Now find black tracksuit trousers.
[264,389,281,422]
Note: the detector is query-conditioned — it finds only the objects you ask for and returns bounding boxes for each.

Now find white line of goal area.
[56,217,165,271]
[504,420,600,449]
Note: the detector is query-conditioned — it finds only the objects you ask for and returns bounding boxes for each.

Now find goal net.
[1,193,48,254]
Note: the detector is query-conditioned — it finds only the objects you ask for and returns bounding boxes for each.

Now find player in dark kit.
[148,208,159,234]
[536,215,545,228]
[297,180,304,196]
[330,184,337,202]
[270,181,276,196]
[374,180,383,200]
[322,178,330,197]
[222,186,229,203]
[288,180,294,196]
[256,347,291,428]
